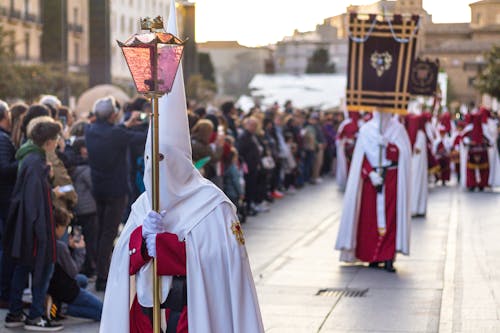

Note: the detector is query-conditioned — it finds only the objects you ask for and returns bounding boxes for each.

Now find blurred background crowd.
[0,94,348,328]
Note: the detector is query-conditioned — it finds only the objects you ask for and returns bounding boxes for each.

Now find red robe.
[450,135,462,180]
[466,143,489,189]
[128,227,188,333]
[338,121,358,172]
[355,144,399,262]
[435,141,451,182]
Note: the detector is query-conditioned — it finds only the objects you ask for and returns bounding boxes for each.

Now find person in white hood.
[99,3,264,332]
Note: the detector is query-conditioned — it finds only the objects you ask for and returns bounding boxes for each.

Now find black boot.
[384,260,396,273]
[368,261,382,269]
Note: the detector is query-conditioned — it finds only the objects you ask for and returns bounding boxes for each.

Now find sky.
[195,0,473,47]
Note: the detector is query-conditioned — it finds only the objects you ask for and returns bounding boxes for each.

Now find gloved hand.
[142,210,167,258]
[463,136,471,145]
[368,171,384,187]
[375,134,389,147]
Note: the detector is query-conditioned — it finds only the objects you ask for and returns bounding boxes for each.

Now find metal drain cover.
[316,288,368,298]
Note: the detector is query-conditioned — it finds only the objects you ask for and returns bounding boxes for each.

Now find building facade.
[273,24,348,75]
[0,0,43,64]
[197,41,271,97]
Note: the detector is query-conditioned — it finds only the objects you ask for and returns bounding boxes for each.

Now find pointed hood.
[142,0,230,230]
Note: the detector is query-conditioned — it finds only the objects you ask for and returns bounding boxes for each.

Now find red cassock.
[128,226,188,333]
[338,121,359,173]
[466,143,489,189]
[355,143,399,262]
[450,135,462,179]
[435,141,451,182]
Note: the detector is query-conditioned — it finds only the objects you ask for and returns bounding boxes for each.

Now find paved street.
[2,178,500,332]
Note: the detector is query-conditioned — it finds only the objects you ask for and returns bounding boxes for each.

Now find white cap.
[40,95,62,109]
[93,96,119,120]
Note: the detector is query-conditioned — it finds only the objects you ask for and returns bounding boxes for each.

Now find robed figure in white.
[335,112,411,272]
[100,3,264,332]
[336,111,361,190]
[480,107,500,187]
[406,114,428,217]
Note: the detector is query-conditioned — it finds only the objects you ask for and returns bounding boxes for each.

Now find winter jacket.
[223,164,242,204]
[48,240,85,303]
[237,130,262,173]
[72,164,97,216]
[4,141,57,270]
[85,120,147,199]
[0,128,17,215]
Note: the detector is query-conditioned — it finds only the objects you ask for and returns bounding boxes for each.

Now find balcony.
[9,9,22,20]
[68,23,84,33]
[24,13,39,24]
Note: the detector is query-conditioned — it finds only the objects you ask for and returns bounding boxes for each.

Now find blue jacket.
[85,120,147,199]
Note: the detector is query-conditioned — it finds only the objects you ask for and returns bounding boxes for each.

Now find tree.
[306,48,336,74]
[476,45,500,100]
[198,52,216,84]
[186,74,217,104]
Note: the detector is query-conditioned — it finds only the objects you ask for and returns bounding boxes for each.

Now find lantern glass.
[118,32,185,95]
[157,44,184,93]
[121,45,155,93]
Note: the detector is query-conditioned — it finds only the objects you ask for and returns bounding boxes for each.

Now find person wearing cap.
[4,118,64,330]
[335,111,411,273]
[84,96,147,291]
[100,3,264,331]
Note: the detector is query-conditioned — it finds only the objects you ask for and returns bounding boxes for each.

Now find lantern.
[117,16,186,333]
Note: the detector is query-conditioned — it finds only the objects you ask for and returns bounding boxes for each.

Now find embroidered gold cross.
[231,221,245,245]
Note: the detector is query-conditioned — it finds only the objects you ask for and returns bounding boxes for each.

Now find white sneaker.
[287,187,297,194]
[254,203,270,212]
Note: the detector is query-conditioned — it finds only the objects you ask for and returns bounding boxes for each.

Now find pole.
[151,95,161,333]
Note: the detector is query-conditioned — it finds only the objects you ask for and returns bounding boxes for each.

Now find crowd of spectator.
[0,94,346,330]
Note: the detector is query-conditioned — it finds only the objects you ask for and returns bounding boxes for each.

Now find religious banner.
[346,13,420,114]
[409,58,440,96]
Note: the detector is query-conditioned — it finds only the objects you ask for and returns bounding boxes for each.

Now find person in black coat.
[237,117,263,214]
[4,119,64,330]
[0,101,18,306]
[84,96,146,291]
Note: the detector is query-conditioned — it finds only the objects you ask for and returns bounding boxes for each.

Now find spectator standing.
[221,101,238,138]
[85,96,146,291]
[9,103,28,149]
[310,112,326,184]
[191,119,223,183]
[71,138,98,277]
[303,113,318,184]
[4,119,63,330]
[20,104,50,145]
[238,117,266,214]
[0,101,17,306]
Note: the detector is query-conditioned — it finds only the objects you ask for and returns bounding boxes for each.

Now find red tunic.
[466,144,489,189]
[128,226,188,333]
[355,144,399,262]
[435,142,451,182]
[338,121,359,173]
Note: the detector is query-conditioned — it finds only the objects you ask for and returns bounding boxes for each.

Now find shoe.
[5,312,27,328]
[254,203,270,213]
[24,316,63,331]
[271,191,284,199]
[368,262,382,269]
[384,260,396,273]
[95,278,107,292]
[316,177,324,183]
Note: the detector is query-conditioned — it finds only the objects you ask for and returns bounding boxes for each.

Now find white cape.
[335,117,411,262]
[336,137,348,191]
[100,191,264,332]
[484,120,500,187]
[410,131,428,216]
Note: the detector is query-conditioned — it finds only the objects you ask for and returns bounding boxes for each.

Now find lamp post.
[117,16,185,333]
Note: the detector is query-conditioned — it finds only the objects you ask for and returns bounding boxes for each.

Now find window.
[468,77,476,88]
[129,18,134,33]
[74,42,79,65]
[476,13,482,24]
[73,7,78,24]
[121,15,125,33]
[10,0,14,11]
[24,0,29,17]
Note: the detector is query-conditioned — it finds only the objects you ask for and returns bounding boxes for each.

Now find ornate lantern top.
[117,16,186,96]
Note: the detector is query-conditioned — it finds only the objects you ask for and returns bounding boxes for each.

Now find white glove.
[375,134,389,147]
[142,210,167,258]
[463,136,471,145]
[368,171,384,187]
